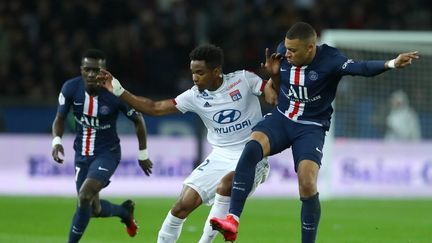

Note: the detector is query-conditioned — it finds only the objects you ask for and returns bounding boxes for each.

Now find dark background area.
[0,0,430,136]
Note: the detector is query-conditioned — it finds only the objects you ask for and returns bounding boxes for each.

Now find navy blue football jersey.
[57,77,139,156]
[276,42,386,129]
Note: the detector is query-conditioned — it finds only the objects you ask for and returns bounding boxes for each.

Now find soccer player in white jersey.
[97,44,277,242]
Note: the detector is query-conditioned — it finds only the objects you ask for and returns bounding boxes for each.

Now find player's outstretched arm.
[385,51,419,69]
[97,69,179,116]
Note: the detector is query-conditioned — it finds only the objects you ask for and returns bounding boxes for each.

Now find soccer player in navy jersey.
[51,49,153,243]
[210,22,419,242]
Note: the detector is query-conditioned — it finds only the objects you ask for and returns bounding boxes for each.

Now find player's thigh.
[291,125,326,171]
[184,152,237,206]
[74,154,91,193]
[252,111,292,155]
[87,148,121,188]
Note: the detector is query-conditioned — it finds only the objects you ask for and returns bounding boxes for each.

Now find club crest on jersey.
[99,106,110,115]
[308,70,318,81]
[229,89,242,101]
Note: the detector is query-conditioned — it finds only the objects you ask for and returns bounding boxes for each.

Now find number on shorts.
[75,166,81,182]
[197,159,210,171]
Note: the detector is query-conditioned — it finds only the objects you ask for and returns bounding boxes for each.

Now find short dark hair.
[82,49,106,60]
[286,22,316,40]
[189,44,224,69]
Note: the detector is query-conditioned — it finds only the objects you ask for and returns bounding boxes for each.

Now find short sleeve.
[119,102,141,121]
[174,89,196,113]
[244,71,264,96]
[56,82,73,116]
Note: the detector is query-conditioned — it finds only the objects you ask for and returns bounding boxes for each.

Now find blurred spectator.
[385,90,421,141]
[0,0,430,100]
[1,0,432,137]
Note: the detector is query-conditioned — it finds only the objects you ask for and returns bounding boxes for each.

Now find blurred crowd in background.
[0,0,431,137]
[1,0,431,99]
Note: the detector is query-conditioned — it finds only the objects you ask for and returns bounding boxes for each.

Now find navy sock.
[229,140,263,217]
[68,206,91,243]
[97,199,128,219]
[301,193,321,243]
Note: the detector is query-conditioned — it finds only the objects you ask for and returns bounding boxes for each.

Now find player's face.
[190,60,221,92]
[284,38,315,66]
[81,58,106,94]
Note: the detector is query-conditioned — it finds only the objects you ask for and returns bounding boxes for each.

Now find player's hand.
[261,48,283,77]
[52,144,65,164]
[97,69,125,96]
[138,159,153,176]
[97,69,114,92]
[394,51,419,68]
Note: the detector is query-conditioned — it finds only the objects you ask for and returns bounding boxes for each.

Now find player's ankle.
[228,214,240,223]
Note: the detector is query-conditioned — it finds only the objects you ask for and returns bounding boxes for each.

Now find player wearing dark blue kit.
[210,22,419,242]
[51,49,153,243]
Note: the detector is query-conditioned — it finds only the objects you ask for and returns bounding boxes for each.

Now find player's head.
[284,22,317,66]
[81,49,106,94]
[189,44,224,92]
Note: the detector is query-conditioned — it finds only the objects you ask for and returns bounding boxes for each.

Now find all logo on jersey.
[288,86,309,100]
[80,115,100,127]
[204,102,211,107]
[213,109,241,124]
[229,89,242,101]
[308,70,318,81]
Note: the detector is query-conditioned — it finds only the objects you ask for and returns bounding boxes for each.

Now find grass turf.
[0,197,431,243]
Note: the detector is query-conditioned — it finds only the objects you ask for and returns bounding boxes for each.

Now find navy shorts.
[74,146,121,192]
[253,110,326,171]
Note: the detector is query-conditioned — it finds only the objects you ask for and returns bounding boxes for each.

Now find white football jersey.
[175,70,265,150]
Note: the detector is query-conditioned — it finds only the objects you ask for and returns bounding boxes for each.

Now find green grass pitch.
[0,197,431,243]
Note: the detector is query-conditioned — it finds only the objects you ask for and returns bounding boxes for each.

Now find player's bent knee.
[77,191,94,206]
[171,201,194,218]
[250,131,270,155]
[171,190,202,218]
[298,175,317,197]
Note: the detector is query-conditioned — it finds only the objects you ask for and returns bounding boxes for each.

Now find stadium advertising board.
[0,135,430,198]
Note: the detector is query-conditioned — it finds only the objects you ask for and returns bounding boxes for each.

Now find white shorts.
[184,147,270,206]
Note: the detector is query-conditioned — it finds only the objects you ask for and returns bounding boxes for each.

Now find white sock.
[157,210,186,243]
[198,194,231,243]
